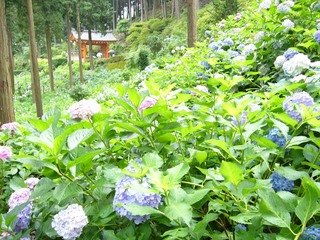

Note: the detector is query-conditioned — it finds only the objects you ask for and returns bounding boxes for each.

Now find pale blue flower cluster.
[232,103,260,126]
[113,175,162,224]
[200,61,212,70]
[235,223,247,232]
[284,49,298,60]
[52,204,88,240]
[265,128,289,147]
[301,225,320,240]
[14,204,32,233]
[283,92,315,121]
[314,30,320,44]
[223,38,234,47]
[269,172,294,192]
[277,1,294,13]
[243,44,256,57]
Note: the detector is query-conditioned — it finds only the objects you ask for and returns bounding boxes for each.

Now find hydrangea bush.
[1,0,320,239]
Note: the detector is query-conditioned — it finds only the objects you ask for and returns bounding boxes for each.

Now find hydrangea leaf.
[220,161,243,186]
[128,88,141,107]
[303,144,319,163]
[270,118,289,139]
[161,228,189,238]
[142,152,163,169]
[53,181,83,203]
[67,128,94,150]
[230,212,261,224]
[167,162,190,183]
[287,136,310,148]
[258,189,291,228]
[164,202,192,227]
[295,178,320,225]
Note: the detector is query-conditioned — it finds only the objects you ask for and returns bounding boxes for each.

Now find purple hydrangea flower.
[283,92,315,122]
[314,30,320,44]
[14,204,32,233]
[301,226,320,240]
[232,103,260,126]
[24,177,40,190]
[113,176,162,224]
[265,128,290,148]
[139,96,157,113]
[52,204,88,240]
[0,146,12,160]
[8,188,32,233]
[1,122,19,132]
[284,49,299,60]
[270,172,294,192]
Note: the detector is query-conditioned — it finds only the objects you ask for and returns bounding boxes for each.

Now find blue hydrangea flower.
[205,30,211,37]
[314,30,320,44]
[14,204,32,233]
[228,50,240,58]
[284,49,299,60]
[208,42,220,50]
[200,61,212,70]
[283,92,315,122]
[235,223,247,232]
[270,172,294,192]
[301,225,320,240]
[113,176,162,224]
[265,128,289,148]
[196,72,209,79]
[223,38,234,47]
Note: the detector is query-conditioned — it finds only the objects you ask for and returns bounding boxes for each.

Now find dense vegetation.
[1,0,320,239]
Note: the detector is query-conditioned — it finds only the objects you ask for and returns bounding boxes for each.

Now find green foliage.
[69,84,90,101]
[52,55,67,69]
[137,47,150,71]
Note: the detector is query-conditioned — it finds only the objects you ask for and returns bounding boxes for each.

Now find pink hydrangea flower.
[24,177,40,190]
[8,188,31,209]
[139,97,157,113]
[0,146,12,160]
[1,122,19,132]
[68,99,101,120]
[0,232,11,238]
[192,85,209,95]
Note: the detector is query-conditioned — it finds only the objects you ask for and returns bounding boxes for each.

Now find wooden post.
[81,44,87,62]
[187,0,197,47]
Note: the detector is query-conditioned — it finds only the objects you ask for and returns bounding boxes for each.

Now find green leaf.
[203,139,237,161]
[164,202,192,227]
[258,190,291,228]
[124,204,164,216]
[67,149,105,172]
[128,88,141,107]
[11,157,59,173]
[115,121,147,138]
[53,181,83,203]
[251,136,278,148]
[167,162,190,183]
[295,178,320,225]
[303,144,319,163]
[271,118,289,139]
[27,118,49,132]
[142,152,163,169]
[67,128,94,150]
[161,228,189,238]
[243,118,267,140]
[220,161,243,186]
[116,83,126,96]
[185,188,211,205]
[287,136,310,148]
[230,212,261,224]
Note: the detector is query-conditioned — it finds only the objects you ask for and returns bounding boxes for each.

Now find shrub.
[52,55,67,68]
[69,84,90,101]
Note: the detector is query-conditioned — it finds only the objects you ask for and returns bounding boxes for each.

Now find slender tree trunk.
[7,27,14,94]
[26,0,43,118]
[45,26,54,92]
[128,0,132,22]
[163,0,166,18]
[76,2,84,84]
[175,0,180,20]
[152,0,155,18]
[187,0,197,47]
[140,0,143,21]
[0,0,15,124]
[143,0,148,21]
[88,28,94,71]
[66,4,73,88]
[113,0,116,29]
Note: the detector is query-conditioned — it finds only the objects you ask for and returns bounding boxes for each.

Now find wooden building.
[70,30,118,61]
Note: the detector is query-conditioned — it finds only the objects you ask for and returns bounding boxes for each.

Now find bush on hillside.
[69,84,90,101]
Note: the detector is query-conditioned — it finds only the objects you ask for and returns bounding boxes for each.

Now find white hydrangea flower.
[52,204,88,240]
[243,44,257,56]
[291,74,307,82]
[274,55,287,69]
[282,19,294,32]
[282,53,311,76]
[277,1,294,13]
[255,31,265,42]
[259,0,272,10]
[68,99,101,120]
[233,55,246,62]
[274,0,280,6]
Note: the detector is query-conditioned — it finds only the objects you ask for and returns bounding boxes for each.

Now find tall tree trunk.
[143,0,148,21]
[0,0,15,124]
[76,2,84,84]
[66,4,73,88]
[175,0,180,20]
[45,26,54,92]
[26,0,43,118]
[152,0,155,18]
[88,28,94,71]
[128,0,132,22]
[140,0,143,21]
[187,0,197,47]
[163,0,166,18]
[113,0,116,29]
[7,27,14,94]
